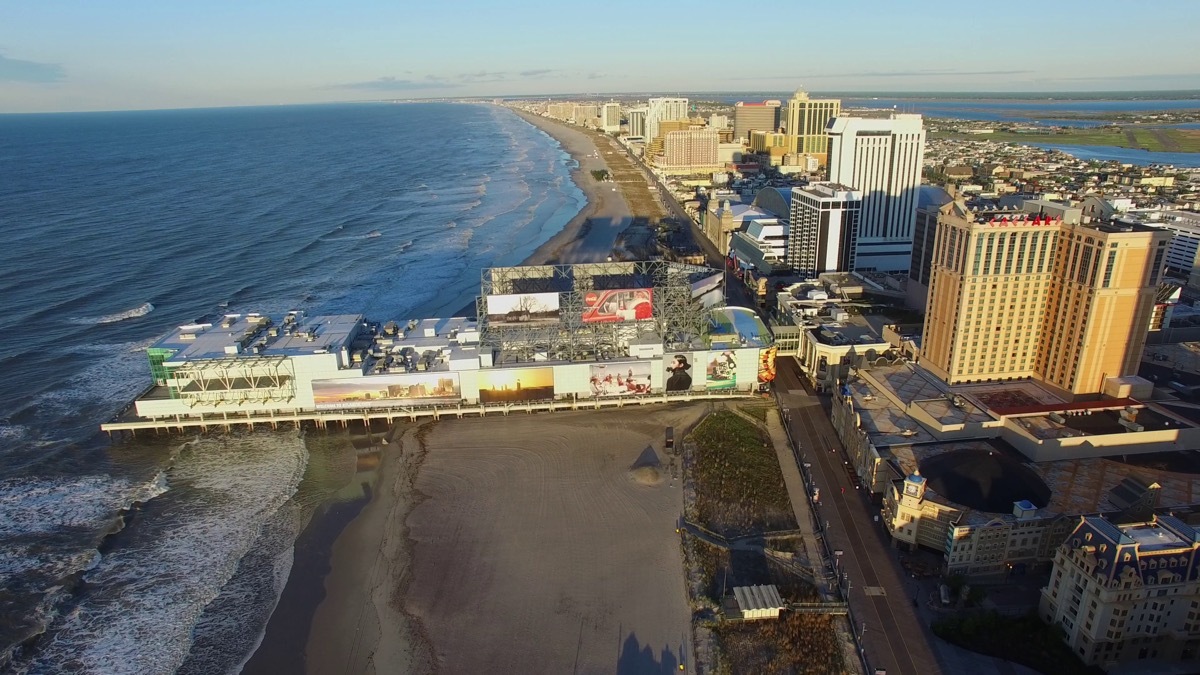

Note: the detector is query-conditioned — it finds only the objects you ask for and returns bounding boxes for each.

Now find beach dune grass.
[689,410,796,537]
[713,612,845,675]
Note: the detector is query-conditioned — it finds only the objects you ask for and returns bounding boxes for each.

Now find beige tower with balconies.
[921,204,1169,398]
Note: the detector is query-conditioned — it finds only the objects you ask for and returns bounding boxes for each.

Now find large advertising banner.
[664,353,697,392]
[758,346,778,383]
[581,288,653,324]
[589,361,653,397]
[477,367,555,403]
[704,350,738,390]
[485,292,561,327]
[313,373,461,410]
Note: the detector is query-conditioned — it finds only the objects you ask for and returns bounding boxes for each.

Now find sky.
[2,0,1199,113]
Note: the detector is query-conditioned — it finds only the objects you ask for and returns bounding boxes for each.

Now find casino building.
[109,261,775,431]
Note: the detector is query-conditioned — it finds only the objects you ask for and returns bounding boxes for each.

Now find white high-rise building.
[826,114,926,273]
[646,97,689,143]
[601,102,621,133]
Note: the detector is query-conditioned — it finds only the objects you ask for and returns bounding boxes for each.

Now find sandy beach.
[511,109,635,265]
[297,406,706,675]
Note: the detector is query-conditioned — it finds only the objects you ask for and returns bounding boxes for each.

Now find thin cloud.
[332,76,461,91]
[457,71,508,83]
[519,69,554,77]
[1035,73,1200,82]
[0,53,65,83]
[586,72,604,80]
[735,69,1034,81]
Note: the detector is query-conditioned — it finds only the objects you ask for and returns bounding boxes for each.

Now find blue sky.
[2,0,1199,112]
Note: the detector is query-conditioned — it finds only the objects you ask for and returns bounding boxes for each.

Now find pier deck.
[101,390,761,434]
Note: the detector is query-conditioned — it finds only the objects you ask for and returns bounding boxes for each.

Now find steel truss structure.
[173,355,297,407]
[476,261,723,363]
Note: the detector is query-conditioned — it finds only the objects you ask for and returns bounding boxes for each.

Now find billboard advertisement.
[589,361,653,397]
[313,373,461,410]
[485,292,560,327]
[665,354,695,392]
[477,367,555,403]
[581,288,653,324]
[705,350,738,390]
[758,346,778,383]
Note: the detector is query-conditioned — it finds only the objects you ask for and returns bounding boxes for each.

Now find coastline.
[250,109,636,674]
[510,108,634,266]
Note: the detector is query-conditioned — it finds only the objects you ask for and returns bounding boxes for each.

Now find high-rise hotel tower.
[921,202,1170,398]
[826,114,926,273]
[782,90,840,161]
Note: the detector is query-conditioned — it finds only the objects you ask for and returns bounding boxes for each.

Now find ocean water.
[0,102,585,671]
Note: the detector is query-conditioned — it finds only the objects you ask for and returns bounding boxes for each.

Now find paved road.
[774,356,940,675]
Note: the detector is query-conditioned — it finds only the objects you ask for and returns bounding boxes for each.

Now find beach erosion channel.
[243,109,705,674]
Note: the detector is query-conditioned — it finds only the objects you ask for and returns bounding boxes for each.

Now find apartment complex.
[786,182,861,278]
[826,114,926,273]
[921,206,1170,398]
[645,97,688,146]
[783,90,840,161]
[733,100,780,143]
[1040,515,1200,667]
[661,129,719,171]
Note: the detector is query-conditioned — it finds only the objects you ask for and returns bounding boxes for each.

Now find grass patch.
[932,611,1104,675]
[690,410,795,536]
[713,612,845,675]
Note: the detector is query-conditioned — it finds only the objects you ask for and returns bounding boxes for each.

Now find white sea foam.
[16,432,307,675]
[30,340,155,423]
[72,302,155,326]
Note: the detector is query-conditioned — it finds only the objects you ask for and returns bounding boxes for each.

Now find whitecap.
[71,302,154,326]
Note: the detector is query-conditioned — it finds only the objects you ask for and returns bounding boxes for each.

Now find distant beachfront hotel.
[733,100,780,143]
[782,90,840,164]
[826,114,926,273]
[645,97,688,146]
[661,129,719,172]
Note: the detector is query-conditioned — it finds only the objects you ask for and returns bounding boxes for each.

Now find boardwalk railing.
[101,389,757,434]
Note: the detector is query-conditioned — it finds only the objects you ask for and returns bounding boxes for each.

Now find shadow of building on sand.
[616,633,682,675]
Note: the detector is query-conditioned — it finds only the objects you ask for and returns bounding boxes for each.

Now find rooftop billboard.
[485,292,561,327]
[581,288,653,324]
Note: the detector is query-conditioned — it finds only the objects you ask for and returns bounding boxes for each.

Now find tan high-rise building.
[659,129,719,171]
[783,90,840,162]
[921,204,1170,398]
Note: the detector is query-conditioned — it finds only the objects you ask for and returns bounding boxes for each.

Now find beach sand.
[300,405,706,674]
[407,406,704,673]
[512,110,634,265]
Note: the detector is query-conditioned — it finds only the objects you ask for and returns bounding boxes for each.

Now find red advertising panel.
[581,288,653,324]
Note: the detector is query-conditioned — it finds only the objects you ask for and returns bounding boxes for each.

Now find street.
[775,356,941,675]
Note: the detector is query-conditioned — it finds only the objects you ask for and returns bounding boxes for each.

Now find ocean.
[0,102,585,673]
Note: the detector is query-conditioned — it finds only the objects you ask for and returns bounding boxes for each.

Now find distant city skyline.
[3,0,1200,113]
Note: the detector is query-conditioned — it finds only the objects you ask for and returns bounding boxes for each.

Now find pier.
[101,389,760,436]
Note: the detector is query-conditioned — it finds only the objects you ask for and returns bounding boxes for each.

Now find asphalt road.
[774,357,943,675]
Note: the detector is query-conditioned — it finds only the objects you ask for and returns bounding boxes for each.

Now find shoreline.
[249,110,634,674]
[509,108,633,266]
